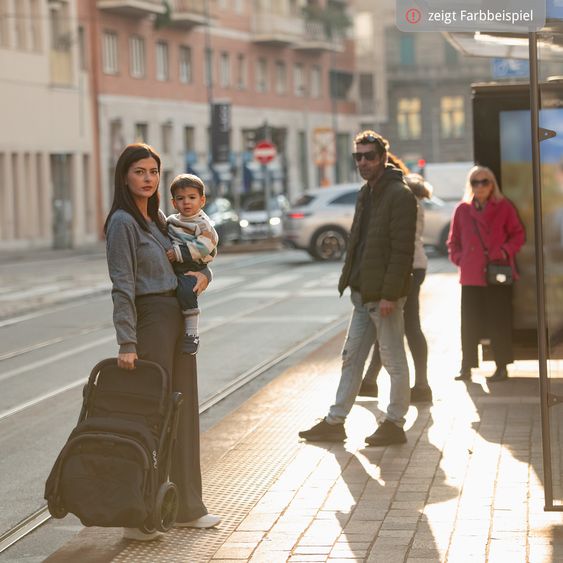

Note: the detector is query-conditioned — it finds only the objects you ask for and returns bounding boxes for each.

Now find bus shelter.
[447,5,563,510]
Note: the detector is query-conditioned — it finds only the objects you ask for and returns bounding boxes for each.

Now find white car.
[283,183,455,261]
[239,195,290,240]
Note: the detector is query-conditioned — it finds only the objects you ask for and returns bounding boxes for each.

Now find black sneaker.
[410,386,433,404]
[488,365,508,382]
[182,335,199,355]
[298,418,346,442]
[365,420,406,447]
[455,368,472,381]
[358,380,378,398]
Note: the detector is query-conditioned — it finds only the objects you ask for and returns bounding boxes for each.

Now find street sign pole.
[263,162,272,237]
[253,138,278,238]
[264,122,272,237]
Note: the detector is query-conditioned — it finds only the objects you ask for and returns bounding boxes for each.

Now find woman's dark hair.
[103,143,166,235]
[387,152,410,175]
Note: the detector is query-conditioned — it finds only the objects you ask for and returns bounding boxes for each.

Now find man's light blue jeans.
[327,290,410,427]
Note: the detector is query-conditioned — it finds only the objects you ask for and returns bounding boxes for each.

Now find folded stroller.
[45,358,183,532]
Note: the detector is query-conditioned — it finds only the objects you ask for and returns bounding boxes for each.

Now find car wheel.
[438,224,450,255]
[310,227,348,261]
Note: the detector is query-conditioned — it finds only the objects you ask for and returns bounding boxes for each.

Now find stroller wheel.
[47,496,68,519]
[155,482,178,532]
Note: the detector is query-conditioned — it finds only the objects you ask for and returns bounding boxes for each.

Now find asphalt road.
[0,248,454,561]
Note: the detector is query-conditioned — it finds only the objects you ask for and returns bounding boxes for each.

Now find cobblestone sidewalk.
[47,272,563,562]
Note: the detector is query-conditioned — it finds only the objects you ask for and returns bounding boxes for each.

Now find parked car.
[283,183,455,261]
[204,197,241,245]
[239,194,290,240]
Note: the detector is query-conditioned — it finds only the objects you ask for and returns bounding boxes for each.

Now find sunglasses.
[470,178,491,187]
[352,151,378,162]
[356,133,386,149]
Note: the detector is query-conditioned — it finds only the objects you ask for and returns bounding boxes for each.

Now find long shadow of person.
[302,403,459,561]
[460,375,563,562]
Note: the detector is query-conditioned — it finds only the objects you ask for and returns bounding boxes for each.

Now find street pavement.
[33,251,563,562]
[0,241,281,321]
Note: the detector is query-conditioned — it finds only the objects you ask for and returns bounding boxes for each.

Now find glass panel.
[537,19,563,506]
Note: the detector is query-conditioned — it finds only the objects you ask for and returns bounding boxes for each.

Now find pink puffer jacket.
[447,197,525,286]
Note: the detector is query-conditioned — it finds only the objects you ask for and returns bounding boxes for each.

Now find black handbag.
[486,262,513,286]
[471,216,513,286]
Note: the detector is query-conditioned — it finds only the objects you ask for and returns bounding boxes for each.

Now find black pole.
[204,0,215,192]
[528,31,556,511]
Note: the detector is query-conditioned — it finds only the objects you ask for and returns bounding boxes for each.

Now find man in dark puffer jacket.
[299,131,417,446]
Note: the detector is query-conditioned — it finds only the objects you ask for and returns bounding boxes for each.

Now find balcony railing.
[97,0,166,17]
[251,13,304,46]
[294,20,344,53]
[169,0,208,28]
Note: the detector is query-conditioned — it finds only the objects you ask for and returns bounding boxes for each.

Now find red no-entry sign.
[254,140,277,165]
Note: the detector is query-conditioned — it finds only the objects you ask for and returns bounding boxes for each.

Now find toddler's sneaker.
[182,335,199,355]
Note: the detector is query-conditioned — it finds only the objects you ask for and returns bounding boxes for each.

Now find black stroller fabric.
[45,358,180,529]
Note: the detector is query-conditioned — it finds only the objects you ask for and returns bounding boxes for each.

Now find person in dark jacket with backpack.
[299,131,417,446]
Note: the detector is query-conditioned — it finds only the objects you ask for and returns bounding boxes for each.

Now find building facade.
[84,0,358,220]
[354,0,492,168]
[0,0,97,250]
[0,0,357,250]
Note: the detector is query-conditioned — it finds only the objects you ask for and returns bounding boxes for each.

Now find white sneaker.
[122,528,164,541]
[175,513,221,528]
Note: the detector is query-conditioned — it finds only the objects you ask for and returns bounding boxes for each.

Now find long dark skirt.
[461,284,513,369]
[135,294,207,522]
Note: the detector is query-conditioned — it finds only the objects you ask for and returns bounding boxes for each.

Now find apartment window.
[397,97,421,140]
[205,48,214,87]
[256,58,268,93]
[293,63,304,96]
[102,31,119,75]
[179,45,192,83]
[130,36,145,78]
[156,41,169,81]
[441,96,465,138]
[218,0,227,9]
[78,26,87,70]
[162,123,173,154]
[236,54,247,89]
[275,61,286,95]
[220,52,230,87]
[310,66,321,98]
[329,70,353,100]
[235,0,244,13]
[135,123,148,143]
[399,35,415,65]
[184,126,195,152]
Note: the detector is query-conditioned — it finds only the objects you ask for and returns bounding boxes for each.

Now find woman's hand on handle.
[118,352,138,370]
[186,271,209,295]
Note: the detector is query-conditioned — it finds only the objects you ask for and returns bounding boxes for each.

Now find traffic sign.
[254,140,277,165]
[313,128,336,166]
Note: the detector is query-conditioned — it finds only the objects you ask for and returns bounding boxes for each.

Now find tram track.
[0,258,329,367]
[0,315,347,556]
[0,252,289,329]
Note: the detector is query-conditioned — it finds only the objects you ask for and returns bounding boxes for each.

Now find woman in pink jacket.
[448,165,525,382]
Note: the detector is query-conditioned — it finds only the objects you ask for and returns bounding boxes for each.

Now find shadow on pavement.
[308,407,458,561]
[463,376,563,561]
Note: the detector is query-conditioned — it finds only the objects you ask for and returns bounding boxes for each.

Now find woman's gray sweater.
[106,209,178,354]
